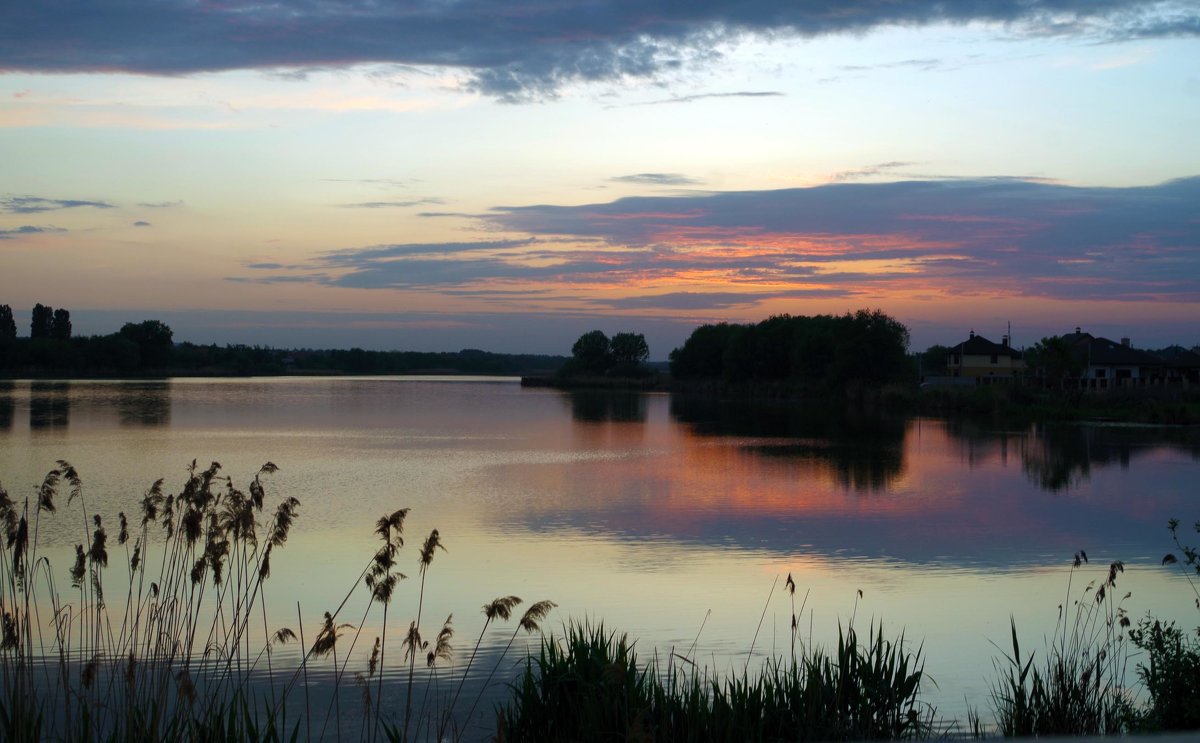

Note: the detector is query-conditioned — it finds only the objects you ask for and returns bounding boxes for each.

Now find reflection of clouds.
[488,401,1200,569]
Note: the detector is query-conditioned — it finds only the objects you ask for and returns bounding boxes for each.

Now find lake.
[1,376,1198,737]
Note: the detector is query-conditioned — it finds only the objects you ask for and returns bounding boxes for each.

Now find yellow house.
[947,331,1025,384]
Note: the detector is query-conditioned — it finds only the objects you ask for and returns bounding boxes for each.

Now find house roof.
[1163,349,1200,369]
[1070,335,1161,367]
[950,333,1021,359]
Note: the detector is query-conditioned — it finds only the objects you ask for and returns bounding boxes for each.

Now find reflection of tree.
[669,396,906,491]
[117,382,172,427]
[0,381,13,431]
[566,391,647,423]
[939,420,1200,492]
[29,381,71,431]
[1025,424,1200,491]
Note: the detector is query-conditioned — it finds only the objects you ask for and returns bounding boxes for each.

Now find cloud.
[0,224,66,239]
[1,1,1194,101]
[610,173,702,186]
[1,195,115,214]
[132,220,151,227]
[137,200,182,208]
[830,161,919,182]
[339,198,445,209]
[236,176,1200,307]
[624,91,784,106]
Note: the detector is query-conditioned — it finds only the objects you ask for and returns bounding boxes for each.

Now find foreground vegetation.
[1,461,1198,741]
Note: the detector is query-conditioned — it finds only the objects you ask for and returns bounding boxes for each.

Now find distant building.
[1059,329,1163,390]
[946,331,1025,384]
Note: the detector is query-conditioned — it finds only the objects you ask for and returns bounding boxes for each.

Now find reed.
[0,460,307,741]
[0,461,534,743]
[989,553,1136,736]
[497,618,932,742]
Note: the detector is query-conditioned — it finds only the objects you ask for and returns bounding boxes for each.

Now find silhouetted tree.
[51,308,72,340]
[30,303,53,339]
[609,332,649,365]
[669,323,742,380]
[915,344,951,379]
[570,330,612,375]
[669,309,910,390]
[120,320,174,368]
[0,305,15,340]
[1026,335,1084,389]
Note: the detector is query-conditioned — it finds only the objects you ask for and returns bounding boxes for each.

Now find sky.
[1,0,1198,358]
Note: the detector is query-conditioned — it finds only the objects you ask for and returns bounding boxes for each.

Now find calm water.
[1,377,1198,734]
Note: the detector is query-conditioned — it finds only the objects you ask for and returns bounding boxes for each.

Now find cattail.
[176,670,196,705]
[181,507,202,545]
[117,512,129,545]
[418,529,445,571]
[375,508,410,546]
[785,573,796,595]
[89,515,108,567]
[11,517,27,582]
[269,497,301,547]
[518,601,557,634]
[37,467,59,513]
[369,637,381,677]
[483,596,522,621]
[70,544,87,587]
[190,558,206,586]
[161,494,175,538]
[249,477,265,511]
[427,614,454,667]
[141,479,164,526]
[312,612,351,657]
[402,621,425,664]
[1,610,19,650]
[58,460,82,504]
[81,655,99,689]
[273,627,297,645]
[0,485,17,544]
[1108,560,1124,587]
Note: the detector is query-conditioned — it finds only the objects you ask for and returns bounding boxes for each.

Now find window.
[1095,368,1106,378]
[990,354,998,364]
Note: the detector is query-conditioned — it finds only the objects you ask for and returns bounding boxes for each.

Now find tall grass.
[0,459,305,741]
[497,618,932,742]
[0,460,546,742]
[989,552,1135,736]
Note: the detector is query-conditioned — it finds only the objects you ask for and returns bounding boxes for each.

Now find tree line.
[1,302,176,374]
[559,310,912,391]
[668,309,911,390]
[0,303,568,377]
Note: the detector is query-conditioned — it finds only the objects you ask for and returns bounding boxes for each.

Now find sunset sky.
[2,0,1198,357]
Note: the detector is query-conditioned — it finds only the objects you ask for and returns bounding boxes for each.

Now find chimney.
[1121,337,1130,348]
[1075,327,1081,334]
[969,329,975,339]
[1002,335,1009,348]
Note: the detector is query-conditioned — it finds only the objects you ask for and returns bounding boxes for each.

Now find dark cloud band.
[238,176,1200,306]
[1,1,1194,100]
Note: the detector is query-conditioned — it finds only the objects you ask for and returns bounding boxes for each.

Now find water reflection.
[0,381,13,431]
[670,396,906,490]
[940,420,1200,491]
[29,381,70,431]
[564,391,648,423]
[117,382,172,427]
